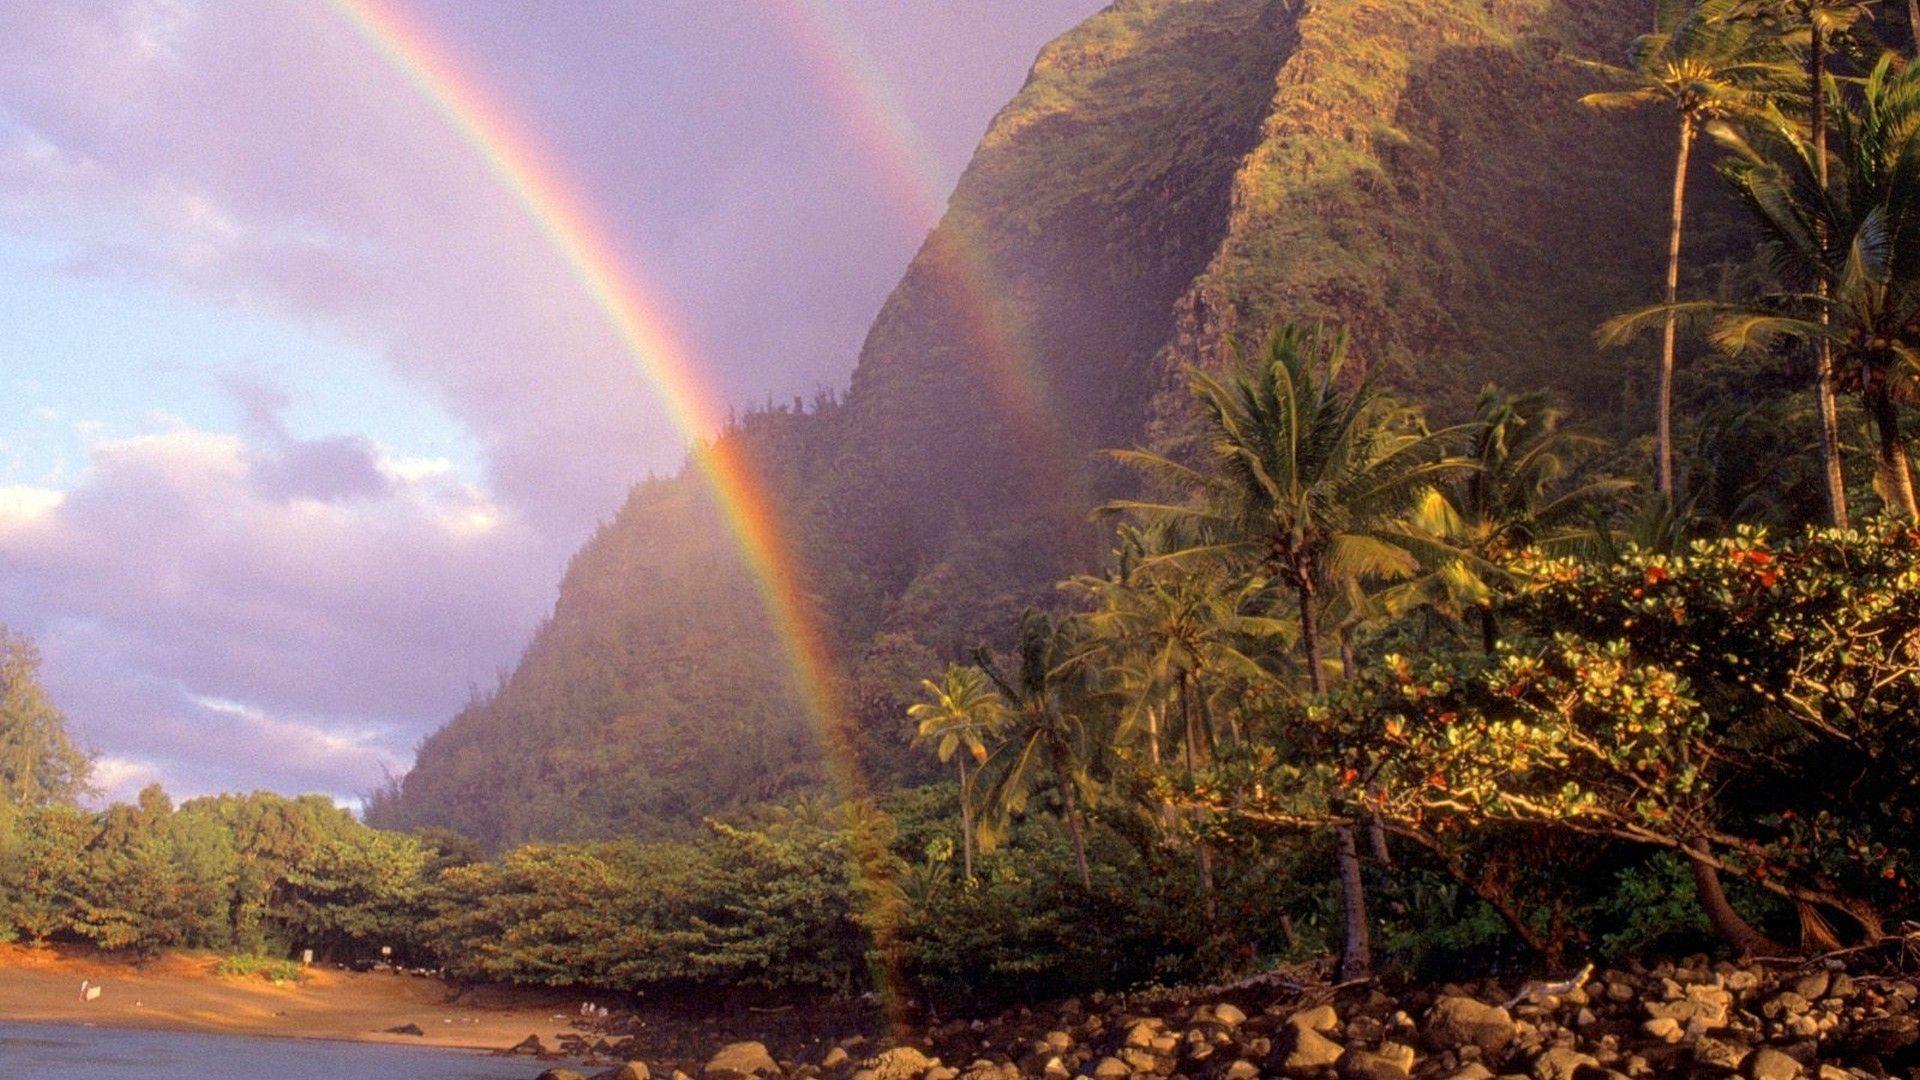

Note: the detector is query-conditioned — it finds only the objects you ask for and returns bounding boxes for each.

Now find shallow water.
[0,1021,554,1079]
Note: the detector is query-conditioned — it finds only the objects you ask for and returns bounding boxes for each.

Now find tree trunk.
[1050,746,1092,889]
[1297,577,1324,695]
[1869,377,1919,520]
[1479,606,1498,656]
[1335,824,1373,980]
[1812,25,1852,528]
[1658,115,1695,500]
[1182,677,1218,918]
[1368,812,1392,867]
[958,757,974,881]
[1911,0,1920,58]
[1688,851,1784,956]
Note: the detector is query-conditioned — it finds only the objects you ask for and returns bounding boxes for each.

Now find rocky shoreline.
[515,956,1920,1080]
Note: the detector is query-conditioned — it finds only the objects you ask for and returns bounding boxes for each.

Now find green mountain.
[371,0,1726,849]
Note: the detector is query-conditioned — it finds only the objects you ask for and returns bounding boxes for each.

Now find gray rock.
[705,1042,782,1080]
[1691,1037,1748,1071]
[1427,997,1517,1055]
[1281,1026,1346,1072]
[1289,1005,1341,1034]
[1789,972,1831,1001]
[1531,1047,1598,1080]
[1338,1048,1412,1080]
[1744,1048,1801,1080]
[855,1047,937,1080]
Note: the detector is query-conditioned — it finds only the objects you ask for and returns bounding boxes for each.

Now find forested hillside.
[372,0,1718,849]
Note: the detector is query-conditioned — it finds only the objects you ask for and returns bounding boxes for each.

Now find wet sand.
[0,944,593,1054]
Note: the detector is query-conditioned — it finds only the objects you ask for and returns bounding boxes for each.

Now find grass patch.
[214,954,307,985]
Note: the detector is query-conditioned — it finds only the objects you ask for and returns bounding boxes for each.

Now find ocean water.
[0,1021,557,1079]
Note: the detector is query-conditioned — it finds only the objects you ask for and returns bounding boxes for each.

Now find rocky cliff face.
[376,0,1717,849]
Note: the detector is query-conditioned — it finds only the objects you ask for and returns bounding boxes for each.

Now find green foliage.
[214,954,308,984]
[0,628,92,809]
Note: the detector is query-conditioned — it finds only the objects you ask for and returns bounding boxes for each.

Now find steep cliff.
[375,0,1720,848]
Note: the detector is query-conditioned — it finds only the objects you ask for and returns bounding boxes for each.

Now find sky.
[0,0,1097,806]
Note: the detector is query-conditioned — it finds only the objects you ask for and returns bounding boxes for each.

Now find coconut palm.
[1690,57,1920,518]
[971,611,1097,889]
[1382,387,1632,652]
[1583,0,1798,500]
[1730,0,1878,523]
[1106,323,1469,979]
[908,664,1009,881]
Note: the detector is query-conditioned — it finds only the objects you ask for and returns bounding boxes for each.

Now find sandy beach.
[0,944,591,1053]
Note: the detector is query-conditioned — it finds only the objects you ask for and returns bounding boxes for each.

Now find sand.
[0,943,594,1053]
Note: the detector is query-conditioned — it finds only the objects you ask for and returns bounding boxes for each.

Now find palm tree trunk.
[1868,377,1919,520]
[1181,678,1219,919]
[1910,0,1920,58]
[1296,577,1323,695]
[958,757,974,881]
[1658,115,1696,499]
[1049,745,1092,889]
[1688,851,1784,956]
[1479,606,1499,656]
[1812,24,1852,528]
[1335,824,1372,980]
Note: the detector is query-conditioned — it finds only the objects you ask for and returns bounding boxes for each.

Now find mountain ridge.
[372,0,1723,849]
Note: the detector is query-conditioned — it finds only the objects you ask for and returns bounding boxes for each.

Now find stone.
[384,1023,425,1036]
[1531,1047,1598,1080]
[1045,1032,1074,1054]
[508,1035,549,1057]
[1289,1005,1341,1034]
[1124,1021,1159,1049]
[1744,1048,1801,1080]
[1645,984,1732,1029]
[1691,1037,1748,1071]
[1043,1057,1071,1080]
[1790,972,1831,1001]
[1221,1060,1260,1080]
[594,1066,651,1080]
[1606,983,1636,1004]
[1447,1066,1495,1080]
[1281,1026,1346,1072]
[1376,1043,1416,1074]
[1426,997,1518,1055]
[922,1070,955,1080]
[821,1049,850,1070]
[1214,1003,1249,1028]
[856,1047,938,1080]
[706,1042,781,1080]
[1337,1048,1412,1080]
[1091,1057,1131,1080]
[1641,1017,1683,1044]
[538,1072,586,1080]
[1762,993,1810,1020]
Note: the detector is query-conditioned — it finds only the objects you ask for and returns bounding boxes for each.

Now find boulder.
[1426,998,1517,1055]
[1338,1048,1412,1080]
[593,1066,650,1080]
[1090,1056,1131,1080]
[855,1047,938,1080]
[538,1072,587,1080]
[706,1042,781,1079]
[384,1023,425,1037]
[1744,1047,1802,1080]
[1692,1037,1749,1072]
[821,1049,850,1070]
[1445,1066,1495,1080]
[506,1035,550,1057]
[1645,984,1732,1029]
[1124,1021,1160,1049]
[1220,1060,1259,1080]
[1281,1026,1346,1072]
[1530,1047,1598,1080]
[1214,1003,1249,1028]
[1789,972,1831,1002]
[1288,1005,1341,1034]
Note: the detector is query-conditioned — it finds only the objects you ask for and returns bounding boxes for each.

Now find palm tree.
[1705,57,1920,518]
[1385,388,1632,652]
[1731,0,1877,524]
[972,611,1097,889]
[1108,324,1468,695]
[908,664,1008,881]
[1583,0,1798,500]
[1107,323,1468,979]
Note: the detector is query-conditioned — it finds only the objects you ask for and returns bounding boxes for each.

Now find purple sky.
[0,0,1097,805]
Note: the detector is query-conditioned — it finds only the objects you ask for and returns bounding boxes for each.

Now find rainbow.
[765,0,1061,440]
[324,0,904,1012]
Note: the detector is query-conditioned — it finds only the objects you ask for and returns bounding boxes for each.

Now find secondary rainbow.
[323,1,867,814]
